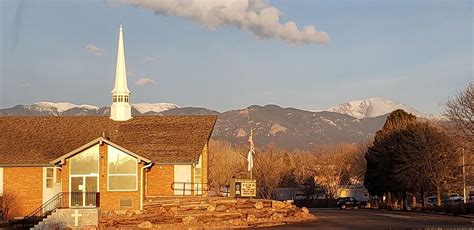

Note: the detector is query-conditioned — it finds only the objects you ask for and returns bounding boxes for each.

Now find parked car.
[337,197,367,209]
[426,196,438,207]
[449,194,463,202]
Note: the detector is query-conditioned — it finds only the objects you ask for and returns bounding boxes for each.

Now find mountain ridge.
[326,97,439,120]
[0,98,441,149]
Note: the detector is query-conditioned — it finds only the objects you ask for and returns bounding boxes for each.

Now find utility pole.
[463,148,467,204]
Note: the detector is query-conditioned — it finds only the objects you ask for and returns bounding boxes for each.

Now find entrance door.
[70,176,98,207]
[43,168,58,205]
[174,165,192,195]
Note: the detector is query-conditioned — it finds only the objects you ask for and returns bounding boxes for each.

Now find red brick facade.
[2,141,210,219]
[146,165,175,196]
[3,167,43,218]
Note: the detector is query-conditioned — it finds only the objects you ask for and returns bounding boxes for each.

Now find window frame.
[107,148,138,192]
[45,168,54,188]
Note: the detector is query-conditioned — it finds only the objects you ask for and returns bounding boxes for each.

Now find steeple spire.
[112,24,130,94]
[110,24,132,121]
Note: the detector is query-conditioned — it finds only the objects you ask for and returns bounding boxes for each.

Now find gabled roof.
[51,137,152,164]
[0,116,217,165]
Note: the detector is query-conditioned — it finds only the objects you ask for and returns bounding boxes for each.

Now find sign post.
[230,178,257,198]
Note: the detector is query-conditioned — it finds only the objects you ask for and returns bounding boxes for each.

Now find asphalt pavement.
[268,208,474,229]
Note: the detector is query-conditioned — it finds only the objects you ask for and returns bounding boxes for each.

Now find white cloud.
[135,77,157,86]
[143,57,156,64]
[120,0,329,45]
[85,44,104,56]
[127,71,137,77]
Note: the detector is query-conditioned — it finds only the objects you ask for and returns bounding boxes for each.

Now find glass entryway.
[68,144,100,208]
[70,176,98,207]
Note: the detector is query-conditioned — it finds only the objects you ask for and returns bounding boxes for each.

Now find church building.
[0,25,216,220]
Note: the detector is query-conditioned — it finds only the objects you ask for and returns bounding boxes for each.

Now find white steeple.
[110,24,132,121]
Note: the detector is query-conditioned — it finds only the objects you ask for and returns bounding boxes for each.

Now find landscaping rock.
[272,201,286,209]
[207,204,216,212]
[100,197,316,229]
[169,206,178,215]
[215,205,227,212]
[271,212,284,220]
[247,214,257,222]
[107,210,117,218]
[182,216,196,224]
[232,218,246,226]
[254,201,264,209]
[126,210,136,217]
[302,207,310,214]
[138,221,153,228]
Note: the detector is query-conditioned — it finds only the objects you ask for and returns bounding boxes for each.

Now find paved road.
[270,208,474,229]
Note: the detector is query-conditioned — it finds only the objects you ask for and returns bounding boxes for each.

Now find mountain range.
[0,98,442,149]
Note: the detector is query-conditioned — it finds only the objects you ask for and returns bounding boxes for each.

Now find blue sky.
[0,0,472,114]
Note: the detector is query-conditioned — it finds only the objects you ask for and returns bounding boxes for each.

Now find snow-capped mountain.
[326,97,438,119]
[0,102,178,116]
[132,103,178,114]
[33,102,99,113]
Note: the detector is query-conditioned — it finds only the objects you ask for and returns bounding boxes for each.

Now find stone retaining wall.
[99,197,316,228]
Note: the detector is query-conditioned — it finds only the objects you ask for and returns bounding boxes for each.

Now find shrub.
[421,202,473,216]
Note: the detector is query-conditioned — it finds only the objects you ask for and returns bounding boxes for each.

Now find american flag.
[247,129,255,172]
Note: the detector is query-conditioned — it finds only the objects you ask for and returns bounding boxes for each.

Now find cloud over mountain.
[135,77,156,86]
[85,44,104,56]
[120,0,329,45]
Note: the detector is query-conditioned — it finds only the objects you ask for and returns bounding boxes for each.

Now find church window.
[124,96,129,102]
[108,146,137,191]
[70,145,99,175]
[113,95,117,102]
[46,168,54,188]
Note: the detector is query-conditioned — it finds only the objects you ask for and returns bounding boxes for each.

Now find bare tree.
[445,82,474,150]
[2,192,17,220]
[208,140,247,193]
[253,145,287,199]
[312,144,359,199]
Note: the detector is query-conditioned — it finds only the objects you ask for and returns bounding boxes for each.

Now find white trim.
[140,163,153,210]
[0,167,3,195]
[52,137,151,165]
[69,175,99,207]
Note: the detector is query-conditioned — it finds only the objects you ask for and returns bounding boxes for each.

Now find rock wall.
[99,197,316,228]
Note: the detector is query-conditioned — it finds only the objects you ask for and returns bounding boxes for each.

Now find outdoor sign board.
[230,179,257,198]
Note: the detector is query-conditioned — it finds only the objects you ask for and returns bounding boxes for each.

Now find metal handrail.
[7,192,100,229]
[171,182,210,196]
[26,192,63,219]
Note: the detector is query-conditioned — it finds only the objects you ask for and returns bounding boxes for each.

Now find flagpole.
[248,128,254,181]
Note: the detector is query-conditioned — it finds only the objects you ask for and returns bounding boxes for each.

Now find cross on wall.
[71,209,83,227]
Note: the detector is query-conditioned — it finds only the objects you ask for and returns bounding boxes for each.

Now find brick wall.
[61,163,69,195]
[146,165,174,196]
[202,143,209,193]
[3,167,43,218]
